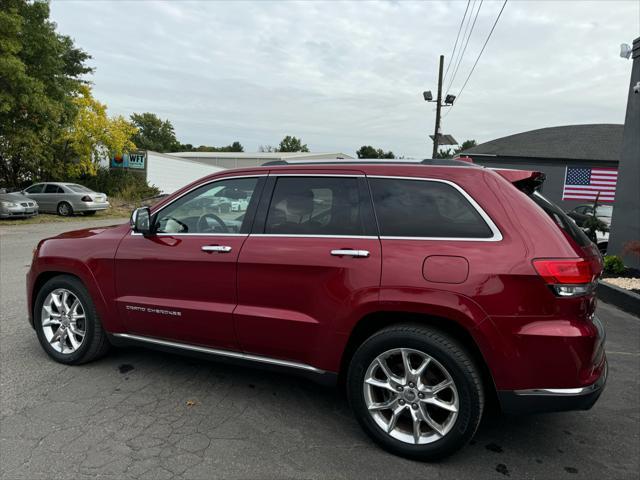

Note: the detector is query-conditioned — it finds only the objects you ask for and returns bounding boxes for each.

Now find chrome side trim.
[514,364,607,397]
[367,175,503,242]
[112,333,326,374]
[250,234,378,239]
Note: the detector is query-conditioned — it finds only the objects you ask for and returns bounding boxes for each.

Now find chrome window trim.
[112,333,325,374]
[251,234,378,239]
[131,231,248,237]
[367,175,503,242]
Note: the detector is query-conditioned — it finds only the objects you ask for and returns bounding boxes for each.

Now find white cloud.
[50,0,639,156]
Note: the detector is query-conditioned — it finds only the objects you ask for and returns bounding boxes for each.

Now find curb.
[597,281,640,317]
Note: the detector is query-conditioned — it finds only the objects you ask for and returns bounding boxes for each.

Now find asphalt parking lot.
[1,219,639,480]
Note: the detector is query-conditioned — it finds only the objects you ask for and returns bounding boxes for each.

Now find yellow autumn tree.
[60,85,137,176]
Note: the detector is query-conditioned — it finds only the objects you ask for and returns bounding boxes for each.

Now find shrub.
[68,167,160,201]
[603,255,626,275]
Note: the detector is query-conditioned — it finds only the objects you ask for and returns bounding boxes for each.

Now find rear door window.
[264,176,372,236]
[44,184,63,193]
[369,178,494,238]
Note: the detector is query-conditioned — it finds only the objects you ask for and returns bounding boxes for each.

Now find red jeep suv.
[27,159,607,460]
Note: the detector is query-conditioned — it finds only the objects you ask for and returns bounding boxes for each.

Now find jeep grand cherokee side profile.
[27,159,607,460]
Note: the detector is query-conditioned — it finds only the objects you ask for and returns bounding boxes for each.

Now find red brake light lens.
[533,258,594,284]
[81,195,92,202]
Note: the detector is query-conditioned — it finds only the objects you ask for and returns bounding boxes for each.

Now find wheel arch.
[338,311,498,407]
[29,266,110,330]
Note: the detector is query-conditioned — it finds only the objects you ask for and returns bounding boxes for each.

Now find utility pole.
[432,54,444,158]
[424,55,457,158]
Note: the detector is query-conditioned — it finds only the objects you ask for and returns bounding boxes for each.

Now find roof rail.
[262,158,478,167]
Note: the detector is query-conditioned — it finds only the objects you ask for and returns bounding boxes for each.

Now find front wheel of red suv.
[347,324,484,461]
[33,275,110,365]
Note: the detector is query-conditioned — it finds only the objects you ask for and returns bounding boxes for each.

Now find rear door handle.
[202,245,232,253]
[330,249,370,258]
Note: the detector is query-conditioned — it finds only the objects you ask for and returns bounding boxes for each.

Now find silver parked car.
[0,190,39,219]
[22,182,109,216]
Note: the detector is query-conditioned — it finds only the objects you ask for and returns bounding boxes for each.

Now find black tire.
[33,275,110,365]
[57,201,73,216]
[347,324,484,461]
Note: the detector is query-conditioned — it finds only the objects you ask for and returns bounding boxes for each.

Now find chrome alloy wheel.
[363,348,459,445]
[41,288,86,354]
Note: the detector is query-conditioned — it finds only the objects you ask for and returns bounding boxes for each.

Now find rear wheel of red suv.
[347,324,484,461]
[34,275,110,364]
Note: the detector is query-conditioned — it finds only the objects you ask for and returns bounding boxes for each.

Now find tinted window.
[369,178,493,238]
[25,184,44,194]
[265,177,367,236]
[531,192,591,247]
[67,184,92,193]
[156,177,259,234]
[44,184,63,193]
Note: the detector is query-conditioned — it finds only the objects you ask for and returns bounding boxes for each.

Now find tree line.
[0,0,477,190]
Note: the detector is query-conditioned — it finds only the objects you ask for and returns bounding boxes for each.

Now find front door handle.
[330,249,370,258]
[201,245,232,253]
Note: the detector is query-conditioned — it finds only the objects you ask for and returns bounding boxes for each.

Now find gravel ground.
[604,277,640,291]
[1,219,639,480]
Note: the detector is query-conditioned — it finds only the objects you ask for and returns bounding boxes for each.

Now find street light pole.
[432,54,444,158]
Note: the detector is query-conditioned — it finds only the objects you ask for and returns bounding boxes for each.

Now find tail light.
[81,195,92,202]
[533,258,596,297]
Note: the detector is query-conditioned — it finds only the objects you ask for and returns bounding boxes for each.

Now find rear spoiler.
[491,169,546,194]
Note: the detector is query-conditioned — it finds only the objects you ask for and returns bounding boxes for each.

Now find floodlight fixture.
[423,91,433,102]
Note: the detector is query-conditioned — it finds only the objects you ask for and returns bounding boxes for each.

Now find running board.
[111,333,327,375]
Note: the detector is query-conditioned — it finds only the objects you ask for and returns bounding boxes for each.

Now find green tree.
[278,135,309,152]
[435,139,477,159]
[130,112,180,152]
[0,0,92,186]
[183,141,244,152]
[58,85,137,176]
[356,145,395,159]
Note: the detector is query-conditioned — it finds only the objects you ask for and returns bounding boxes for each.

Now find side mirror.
[131,207,152,235]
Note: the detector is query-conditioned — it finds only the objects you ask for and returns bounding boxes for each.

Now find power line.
[445,0,477,90]
[444,0,508,118]
[442,0,471,85]
[444,0,484,96]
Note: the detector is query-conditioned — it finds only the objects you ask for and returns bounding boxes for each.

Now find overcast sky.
[50,0,639,157]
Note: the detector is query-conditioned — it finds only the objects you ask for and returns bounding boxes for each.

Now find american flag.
[562,167,618,203]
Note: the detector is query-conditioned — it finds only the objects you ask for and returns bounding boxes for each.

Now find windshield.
[531,192,592,247]
[67,184,92,193]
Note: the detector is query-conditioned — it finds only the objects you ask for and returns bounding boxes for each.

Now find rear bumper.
[73,201,109,212]
[498,361,607,414]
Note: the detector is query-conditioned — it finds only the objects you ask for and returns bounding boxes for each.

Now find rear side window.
[265,177,370,236]
[44,184,63,193]
[369,178,493,238]
[531,192,591,247]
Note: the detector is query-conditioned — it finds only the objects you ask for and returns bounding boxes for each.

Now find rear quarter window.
[369,178,494,238]
[531,192,592,247]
